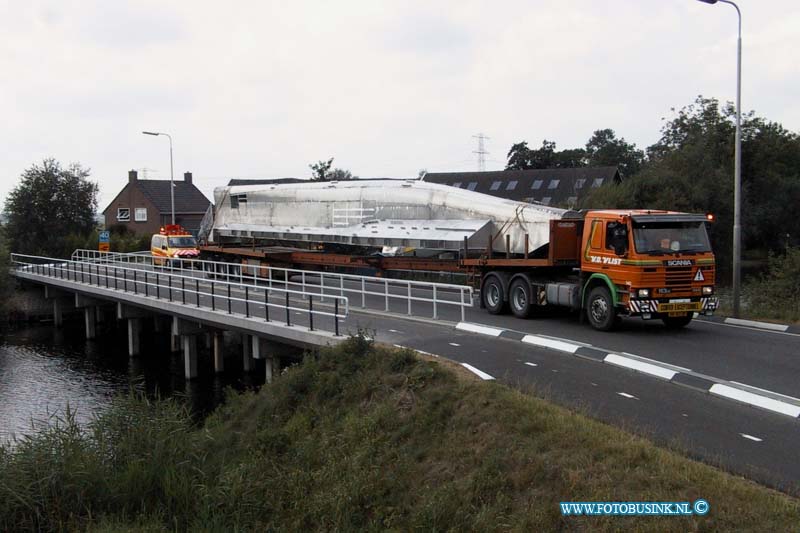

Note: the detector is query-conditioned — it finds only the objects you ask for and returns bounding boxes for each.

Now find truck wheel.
[482,275,507,315]
[586,286,617,331]
[662,313,693,329]
[509,278,533,318]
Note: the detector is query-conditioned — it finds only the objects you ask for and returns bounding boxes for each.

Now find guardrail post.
[182,277,186,305]
[105,266,109,289]
[168,275,173,302]
[334,299,340,336]
[227,283,232,314]
[361,278,366,308]
[80,262,84,283]
[156,272,160,299]
[196,279,200,307]
[460,288,466,322]
[433,285,438,319]
[245,285,249,317]
[123,269,127,292]
[264,288,270,322]
[285,292,290,326]
[384,279,389,311]
[407,282,412,315]
[308,296,314,331]
[211,282,215,311]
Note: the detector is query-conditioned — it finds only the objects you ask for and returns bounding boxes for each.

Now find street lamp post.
[697,0,742,317]
[142,131,175,225]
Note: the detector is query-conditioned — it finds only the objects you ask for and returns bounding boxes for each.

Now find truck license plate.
[658,302,702,313]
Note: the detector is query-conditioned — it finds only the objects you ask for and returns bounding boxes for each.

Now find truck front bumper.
[627,296,719,318]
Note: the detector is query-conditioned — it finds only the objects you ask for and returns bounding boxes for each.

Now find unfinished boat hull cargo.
[208,179,565,255]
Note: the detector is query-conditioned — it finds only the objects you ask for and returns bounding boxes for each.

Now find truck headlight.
[637,289,650,298]
[702,286,713,295]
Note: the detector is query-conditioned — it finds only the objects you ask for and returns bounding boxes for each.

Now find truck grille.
[639,265,715,295]
[665,266,693,291]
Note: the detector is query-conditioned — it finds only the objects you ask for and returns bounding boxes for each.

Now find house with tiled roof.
[422,167,621,208]
[103,170,211,236]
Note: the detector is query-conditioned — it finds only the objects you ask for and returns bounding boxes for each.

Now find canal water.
[0,316,270,446]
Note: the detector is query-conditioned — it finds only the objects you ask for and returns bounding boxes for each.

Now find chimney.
[128,169,138,183]
[184,171,193,184]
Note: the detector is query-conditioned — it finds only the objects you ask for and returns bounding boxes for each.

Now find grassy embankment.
[1,336,798,532]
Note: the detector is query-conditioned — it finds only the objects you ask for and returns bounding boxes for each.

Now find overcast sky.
[1,0,798,210]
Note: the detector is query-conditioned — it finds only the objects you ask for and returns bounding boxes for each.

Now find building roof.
[422,166,620,208]
[227,178,306,186]
[135,179,211,214]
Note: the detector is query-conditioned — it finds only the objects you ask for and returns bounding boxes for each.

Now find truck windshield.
[632,222,711,255]
[168,236,197,248]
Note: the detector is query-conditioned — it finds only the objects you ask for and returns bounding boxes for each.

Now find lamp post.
[697,0,742,317]
[142,131,175,225]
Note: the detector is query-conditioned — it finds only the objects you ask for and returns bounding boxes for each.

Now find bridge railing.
[70,249,474,321]
[12,253,348,336]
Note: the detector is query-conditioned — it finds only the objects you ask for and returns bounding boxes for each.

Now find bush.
[744,247,800,322]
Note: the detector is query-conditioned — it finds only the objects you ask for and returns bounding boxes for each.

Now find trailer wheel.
[662,313,693,329]
[482,275,507,314]
[509,278,533,318]
[586,286,617,331]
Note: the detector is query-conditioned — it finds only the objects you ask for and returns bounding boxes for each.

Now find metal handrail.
[70,249,474,321]
[13,253,348,335]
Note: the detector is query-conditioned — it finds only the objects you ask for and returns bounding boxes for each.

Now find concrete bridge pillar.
[252,336,279,383]
[183,335,198,380]
[127,318,142,357]
[84,307,97,339]
[213,331,224,373]
[242,334,254,372]
[172,317,204,380]
[53,299,63,327]
[117,303,150,357]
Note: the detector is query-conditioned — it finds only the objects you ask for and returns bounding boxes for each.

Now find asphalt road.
[47,259,800,494]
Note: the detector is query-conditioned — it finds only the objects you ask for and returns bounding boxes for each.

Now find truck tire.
[482,275,507,315]
[586,286,617,331]
[662,313,693,329]
[509,277,533,318]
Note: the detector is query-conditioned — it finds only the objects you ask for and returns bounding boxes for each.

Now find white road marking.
[461,363,495,380]
[682,413,689,417]
[521,335,581,354]
[388,329,402,333]
[604,354,677,381]
[740,433,763,442]
[392,344,438,357]
[590,382,598,387]
[551,369,559,373]
[448,342,461,347]
[524,362,538,367]
[729,381,800,403]
[621,352,692,373]
[617,392,638,399]
[698,318,800,337]
[456,322,504,336]
[710,384,800,418]
[725,317,789,332]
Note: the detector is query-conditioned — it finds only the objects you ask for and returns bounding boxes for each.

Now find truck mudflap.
[627,296,719,317]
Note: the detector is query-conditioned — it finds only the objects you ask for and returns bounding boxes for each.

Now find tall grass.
[0,336,798,531]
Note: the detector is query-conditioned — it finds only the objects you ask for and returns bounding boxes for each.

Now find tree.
[585,129,644,177]
[328,168,357,181]
[506,140,586,170]
[4,158,98,257]
[309,158,334,181]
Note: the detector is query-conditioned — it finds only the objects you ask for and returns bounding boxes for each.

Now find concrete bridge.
[10,251,473,381]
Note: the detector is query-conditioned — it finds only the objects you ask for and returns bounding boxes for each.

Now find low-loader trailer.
[199,179,719,330]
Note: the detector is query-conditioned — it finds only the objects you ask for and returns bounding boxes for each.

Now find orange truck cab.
[578,210,718,330]
[150,224,200,266]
